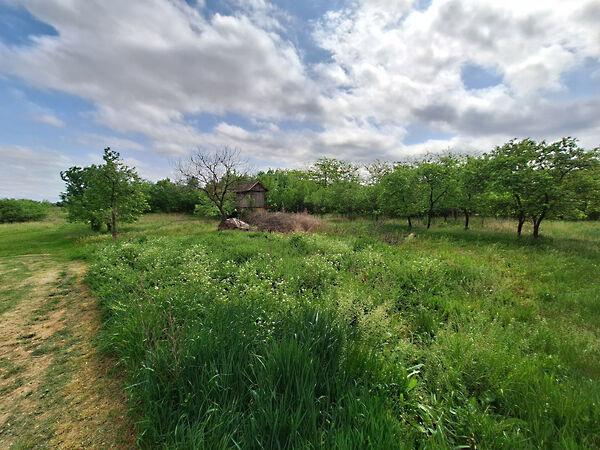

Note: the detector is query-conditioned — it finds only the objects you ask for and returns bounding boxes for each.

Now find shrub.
[0,198,50,223]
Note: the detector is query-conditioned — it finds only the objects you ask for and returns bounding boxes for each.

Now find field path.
[0,256,134,449]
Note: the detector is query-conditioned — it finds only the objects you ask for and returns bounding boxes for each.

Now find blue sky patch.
[461,63,503,90]
[0,4,57,45]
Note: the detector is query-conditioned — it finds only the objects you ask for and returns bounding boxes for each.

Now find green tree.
[309,157,359,186]
[379,164,423,228]
[455,155,489,230]
[564,162,600,219]
[258,169,314,212]
[148,179,200,213]
[61,148,149,239]
[416,156,458,229]
[488,138,598,237]
[0,199,50,223]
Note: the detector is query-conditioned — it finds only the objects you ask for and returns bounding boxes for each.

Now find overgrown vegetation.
[86,216,600,449]
[0,198,51,223]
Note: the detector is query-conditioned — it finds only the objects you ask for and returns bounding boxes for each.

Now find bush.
[0,198,50,223]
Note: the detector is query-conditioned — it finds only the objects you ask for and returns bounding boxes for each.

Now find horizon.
[1,0,599,201]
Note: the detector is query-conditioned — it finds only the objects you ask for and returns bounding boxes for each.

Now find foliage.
[378,164,423,227]
[488,138,599,236]
[414,155,459,229]
[60,148,149,238]
[0,198,51,223]
[146,178,200,213]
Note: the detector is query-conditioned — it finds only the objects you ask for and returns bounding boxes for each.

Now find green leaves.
[60,147,149,236]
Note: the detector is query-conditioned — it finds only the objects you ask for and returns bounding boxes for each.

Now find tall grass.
[87,218,600,449]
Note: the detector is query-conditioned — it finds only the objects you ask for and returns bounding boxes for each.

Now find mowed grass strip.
[86,216,600,449]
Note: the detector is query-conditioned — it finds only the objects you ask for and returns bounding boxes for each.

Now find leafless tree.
[177,146,247,220]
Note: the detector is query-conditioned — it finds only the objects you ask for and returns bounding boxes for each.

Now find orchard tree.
[488,138,598,237]
[177,146,247,221]
[258,169,314,212]
[564,161,600,219]
[416,155,458,229]
[379,164,423,228]
[61,148,149,239]
[455,155,489,230]
[309,157,359,186]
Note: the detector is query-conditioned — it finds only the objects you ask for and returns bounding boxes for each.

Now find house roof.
[232,181,268,193]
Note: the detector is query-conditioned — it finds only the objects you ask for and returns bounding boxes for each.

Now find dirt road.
[0,256,134,449]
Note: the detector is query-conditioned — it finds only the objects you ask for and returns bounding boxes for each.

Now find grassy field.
[1,211,599,448]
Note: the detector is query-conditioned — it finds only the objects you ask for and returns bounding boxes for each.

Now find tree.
[416,156,458,229]
[61,148,149,239]
[147,179,200,213]
[455,155,489,230]
[177,146,247,221]
[564,162,600,220]
[378,164,423,228]
[258,169,314,212]
[488,138,598,238]
[309,157,359,186]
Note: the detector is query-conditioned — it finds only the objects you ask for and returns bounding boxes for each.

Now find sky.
[0,0,599,201]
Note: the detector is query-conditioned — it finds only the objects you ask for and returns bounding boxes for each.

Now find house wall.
[236,190,266,209]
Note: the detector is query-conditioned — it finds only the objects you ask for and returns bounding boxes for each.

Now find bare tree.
[177,146,247,221]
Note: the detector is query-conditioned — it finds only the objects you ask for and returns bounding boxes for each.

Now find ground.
[0,211,599,448]
[0,250,134,447]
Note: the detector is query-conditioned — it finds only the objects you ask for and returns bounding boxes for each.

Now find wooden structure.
[233,181,268,211]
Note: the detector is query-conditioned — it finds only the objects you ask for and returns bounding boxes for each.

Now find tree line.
[59,138,600,239]
[258,137,600,237]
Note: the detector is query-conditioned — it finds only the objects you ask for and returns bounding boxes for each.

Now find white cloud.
[0,146,72,201]
[313,0,600,156]
[0,0,598,188]
[33,113,64,128]
[0,0,319,155]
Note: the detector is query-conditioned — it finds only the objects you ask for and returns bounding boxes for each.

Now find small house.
[233,181,268,211]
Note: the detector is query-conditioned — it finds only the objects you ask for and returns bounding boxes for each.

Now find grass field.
[1,211,599,448]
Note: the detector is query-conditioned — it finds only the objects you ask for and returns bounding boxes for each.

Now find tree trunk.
[111,209,117,241]
[464,211,470,230]
[517,214,525,237]
[407,216,412,229]
[532,217,543,238]
[426,212,432,229]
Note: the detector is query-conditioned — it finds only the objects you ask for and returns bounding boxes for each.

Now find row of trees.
[259,138,600,237]
[60,138,599,239]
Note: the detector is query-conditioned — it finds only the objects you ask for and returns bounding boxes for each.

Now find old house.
[233,181,268,211]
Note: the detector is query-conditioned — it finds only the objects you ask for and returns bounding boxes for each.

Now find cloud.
[0,0,320,154]
[0,145,72,201]
[313,0,600,153]
[33,113,64,127]
[0,0,598,186]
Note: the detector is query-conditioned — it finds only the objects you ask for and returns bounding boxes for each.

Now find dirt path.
[0,256,134,449]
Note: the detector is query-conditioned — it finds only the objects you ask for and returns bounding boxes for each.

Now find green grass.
[2,212,599,448]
